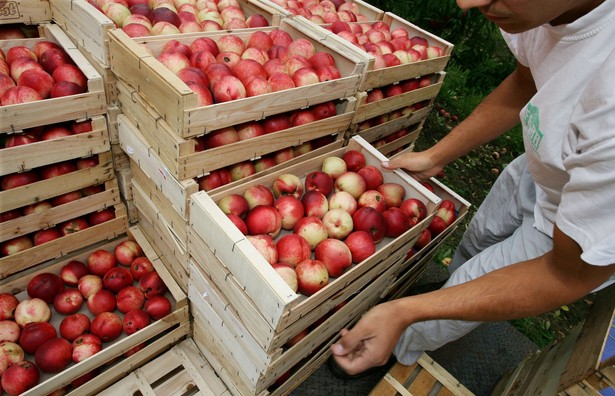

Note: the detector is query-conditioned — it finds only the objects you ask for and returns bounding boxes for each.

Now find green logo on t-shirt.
[524,103,543,151]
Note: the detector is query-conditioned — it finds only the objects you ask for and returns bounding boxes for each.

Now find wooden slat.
[418,354,474,396]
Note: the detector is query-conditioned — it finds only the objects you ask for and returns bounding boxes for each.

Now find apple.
[245,205,282,237]
[35,337,72,373]
[227,214,247,234]
[1,85,43,105]
[50,190,82,206]
[71,368,99,389]
[114,240,143,266]
[102,266,134,293]
[116,286,146,314]
[229,161,256,181]
[314,238,352,277]
[90,312,123,342]
[342,150,366,172]
[6,45,37,65]
[77,274,103,299]
[87,289,116,315]
[0,321,20,343]
[123,309,151,335]
[212,75,246,102]
[246,13,269,27]
[72,334,102,363]
[352,207,387,243]
[4,131,38,148]
[87,250,117,276]
[53,288,84,315]
[344,230,376,264]
[275,234,311,267]
[274,195,304,230]
[271,263,298,293]
[18,322,56,355]
[217,193,250,218]
[293,216,328,250]
[428,215,448,237]
[327,191,358,216]
[272,173,304,199]
[27,273,65,304]
[400,197,427,222]
[262,113,291,134]
[39,48,71,74]
[59,217,90,236]
[202,127,239,149]
[243,184,274,208]
[246,234,278,265]
[16,68,54,98]
[149,7,181,27]
[310,101,337,120]
[376,183,406,209]
[139,271,168,299]
[295,259,328,296]
[436,201,457,226]
[355,166,383,191]
[321,156,347,179]
[131,256,155,281]
[50,80,85,97]
[60,260,90,286]
[40,160,77,179]
[1,360,40,395]
[59,313,90,342]
[254,155,278,172]
[0,294,19,320]
[358,190,387,213]
[304,171,334,196]
[52,64,88,91]
[334,171,367,199]
[88,208,116,225]
[0,341,24,369]
[0,236,33,257]
[123,23,151,37]
[268,72,295,92]
[143,295,172,320]
[383,207,412,237]
[0,209,21,223]
[321,208,354,240]
[413,228,432,250]
[236,121,265,140]
[1,171,39,190]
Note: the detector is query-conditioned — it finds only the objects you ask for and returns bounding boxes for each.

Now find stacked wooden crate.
[0,0,51,26]
[188,137,441,395]
[0,23,128,278]
[109,17,366,292]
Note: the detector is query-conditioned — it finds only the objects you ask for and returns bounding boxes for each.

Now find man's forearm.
[428,64,537,167]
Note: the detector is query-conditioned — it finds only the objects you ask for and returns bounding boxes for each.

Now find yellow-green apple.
[275,234,311,267]
[90,312,122,342]
[321,208,353,239]
[139,271,168,299]
[0,342,24,370]
[314,238,352,277]
[144,295,172,320]
[0,294,19,320]
[274,195,304,230]
[150,20,181,34]
[328,190,357,215]
[102,2,132,26]
[246,234,278,265]
[27,273,65,304]
[59,313,91,342]
[272,173,303,199]
[14,298,51,328]
[271,263,298,293]
[334,171,367,199]
[77,275,103,299]
[53,288,84,315]
[71,333,102,363]
[321,156,347,179]
[293,216,328,250]
[245,205,282,237]
[295,259,328,296]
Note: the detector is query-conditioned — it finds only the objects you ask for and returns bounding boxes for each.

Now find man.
[331,0,615,376]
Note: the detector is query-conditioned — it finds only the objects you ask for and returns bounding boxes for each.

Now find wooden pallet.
[370,353,474,396]
[98,338,231,396]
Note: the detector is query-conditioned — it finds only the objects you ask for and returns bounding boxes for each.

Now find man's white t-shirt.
[501,1,615,266]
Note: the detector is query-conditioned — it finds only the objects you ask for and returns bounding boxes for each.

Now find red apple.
[87,250,117,276]
[243,184,274,208]
[399,197,427,222]
[27,273,64,304]
[262,113,291,134]
[218,193,250,218]
[358,190,387,213]
[314,238,352,277]
[143,295,172,320]
[90,312,123,342]
[274,195,304,230]
[102,266,134,293]
[72,334,102,363]
[275,234,311,267]
[50,81,85,97]
[87,289,116,315]
[32,228,61,246]
[212,74,246,102]
[0,294,19,320]
[202,127,239,149]
[272,173,304,199]
[88,208,116,225]
[228,214,248,234]
[378,183,407,209]
[383,207,412,237]
[122,309,151,335]
[236,121,265,140]
[40,160,77,179]
[139,271,168,299]
[304,171,334,196]
[310,101,337,120]
[114,240,143,266]
[50,190,82,206]
[295,259,328,296]
[229,161,256,181]
[0,320,21,343]
[59,217,90,236]
[428,215,448,237]
[301,190,329,219]
[53,288,84,315]
[1,360,39,395]
[352,206,387,243]
[1,171,39,190]
[342,150,366,172]
[60,260,90,286]
[357,165,384,191]
[344,230,376,263]
[116,286,146,314]
[18,322,56,355]
[131,256,155,281]
[245,205,282,237]
[35,337,72,373]
[149,7,181,27]
[59,313,90,342]
[52,64,87,91]
[413,228,432,250]
[246,234,278,265]
[16,68,54,98]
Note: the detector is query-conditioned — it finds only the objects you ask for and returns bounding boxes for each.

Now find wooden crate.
[370,353,475,396]
[352,106,429,143]
[0,23,106,131]
[117,80,355,180]
[0,225,190,396]
[189,257,401,395]
[98,338,231,396]
[305,13,453,91]
[187,137,440,349]
[258,0,384,21]
[108,18,366,138]
[0,115,109,177]
[50,0,283,67]
[0,0,51,25]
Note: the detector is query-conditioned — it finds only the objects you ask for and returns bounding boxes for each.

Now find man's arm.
[331,225,615,374]
[383,62,536,176]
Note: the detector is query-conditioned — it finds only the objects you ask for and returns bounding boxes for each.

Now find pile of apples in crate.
[270,0,370,23]
[0,240,172,395]
[99,0,272,36]
[216,149,456,296]
[0,42,88,105]
[326,20,445,68]
[150,29,344,104]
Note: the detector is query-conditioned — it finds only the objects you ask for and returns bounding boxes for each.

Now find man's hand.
[381,150,442,181]
[330,301,408,375]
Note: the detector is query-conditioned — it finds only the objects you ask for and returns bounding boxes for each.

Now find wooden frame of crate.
[98,338,231,396]
[49,0,285,67]
[0,0,51,25]
[0,151,130,278]
[258,0,384,21]
[116,80,356,180]
[189,255,403,395]
[108,18,366,138]
[0,23,106,132]
[369,353,475,396]
[186,136,440,350]
[0,225,190,396]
